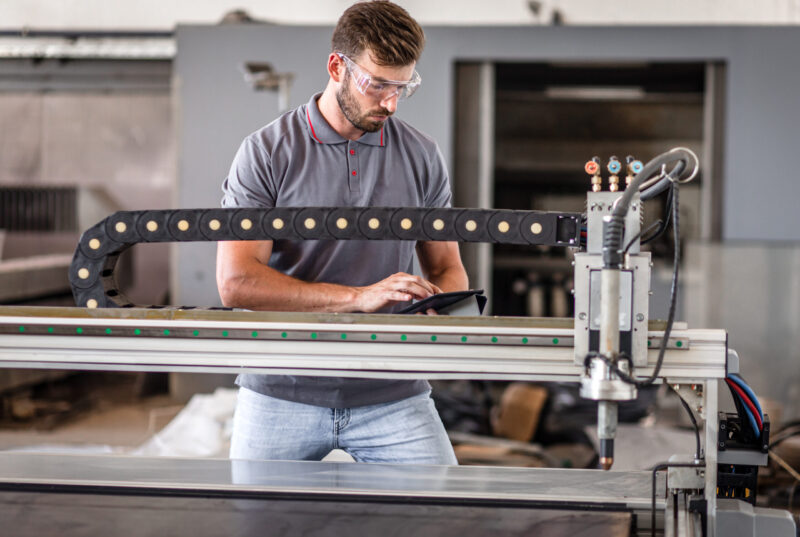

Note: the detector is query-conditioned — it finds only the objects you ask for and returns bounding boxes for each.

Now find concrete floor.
[0,394,183,452]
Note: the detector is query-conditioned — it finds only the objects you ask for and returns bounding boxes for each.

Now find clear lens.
[338,54,421,100]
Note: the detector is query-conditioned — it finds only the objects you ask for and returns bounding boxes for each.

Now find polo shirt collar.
[304,93,385,147]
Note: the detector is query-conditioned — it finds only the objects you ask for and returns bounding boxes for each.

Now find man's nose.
[380,93,399,114]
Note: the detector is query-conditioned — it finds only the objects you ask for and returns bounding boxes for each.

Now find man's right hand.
[354,272,441,313]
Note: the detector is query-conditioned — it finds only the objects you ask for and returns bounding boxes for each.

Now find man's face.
[336,51,416,133]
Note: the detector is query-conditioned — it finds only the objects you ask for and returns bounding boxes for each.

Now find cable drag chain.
[70,207,581,309]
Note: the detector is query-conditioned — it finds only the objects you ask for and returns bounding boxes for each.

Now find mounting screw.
[578,312,587,320]
[720,423,726,430]
[636,313,645,322]
[719,442,725,448]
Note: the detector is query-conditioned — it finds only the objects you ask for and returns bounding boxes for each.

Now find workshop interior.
[1,1,800,536]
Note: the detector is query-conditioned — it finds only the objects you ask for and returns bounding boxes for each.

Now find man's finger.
[390,281,432,299]
[391,274,436,295]
[388,291,412,302]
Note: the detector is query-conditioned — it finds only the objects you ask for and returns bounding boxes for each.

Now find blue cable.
[736,392,761,437]
[728,374,763,421]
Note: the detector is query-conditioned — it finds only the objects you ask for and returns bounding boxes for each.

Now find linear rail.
[0,307,727,382]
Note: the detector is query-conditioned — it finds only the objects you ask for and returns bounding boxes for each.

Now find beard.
[336,73,392,133]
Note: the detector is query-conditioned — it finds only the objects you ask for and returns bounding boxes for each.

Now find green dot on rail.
[430,335,437,342]
[311,332,317,339]
[163,329,170,336]
[251,331,258,338]
[193,330,199,336]
[647,340,652,347]
[522,337,528,344]
[18,326,25,333]
[676,341,683,348]
[491,336,498,343]
[134,329,141,336]
[281,332,287,338]
[76,327,83,334]
[552,338,559,345]
[340,333,347,340]
[222,331,229,337]
[105,328,112,335]
[400,334,407,341]
[370,334,377,340]
[461,336,467,343]
[47,327,54,333]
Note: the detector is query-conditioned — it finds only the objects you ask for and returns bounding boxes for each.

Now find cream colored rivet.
[88,238,101,250]
[368,218,380,230]
[530,222,543,235]
[272,218,284,230]
[240,218,253,230]
[465,220,477,232]
[178,219,190,231]
[209,219,221,231]
[115,222,127,233]
[400,218,413,230]
[433,219,445,231]
[146,220,158,232]
[304,218,316,230]
[86,299,98,309]
[78,268,90,279]
[336,217,348,230]
[498,221,510,233]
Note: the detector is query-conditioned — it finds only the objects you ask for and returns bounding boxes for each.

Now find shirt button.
[350,149,355,155]
[352,170,357,176]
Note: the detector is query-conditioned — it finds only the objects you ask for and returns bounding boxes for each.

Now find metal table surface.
[0,452,663,509]
[0,453,649,537]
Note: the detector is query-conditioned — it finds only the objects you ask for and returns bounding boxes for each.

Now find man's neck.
[317,83,365,141]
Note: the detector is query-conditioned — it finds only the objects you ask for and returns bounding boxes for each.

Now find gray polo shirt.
[221,93,452,408]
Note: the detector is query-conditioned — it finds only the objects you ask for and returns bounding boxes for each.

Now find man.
[218,0,467,465]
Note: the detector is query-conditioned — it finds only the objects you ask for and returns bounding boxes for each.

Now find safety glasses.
[338,53,421,100]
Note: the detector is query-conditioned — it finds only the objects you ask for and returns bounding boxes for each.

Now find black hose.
[674,389,702,460]
[640,160,686,201]
[623,220,663,254]
[603,148,694,268]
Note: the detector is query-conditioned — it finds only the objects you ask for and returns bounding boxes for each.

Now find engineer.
[217,0,468,465]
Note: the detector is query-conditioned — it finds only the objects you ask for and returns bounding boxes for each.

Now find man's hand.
[354,272,441,313]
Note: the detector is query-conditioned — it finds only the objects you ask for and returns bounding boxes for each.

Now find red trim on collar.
[306,107,322,144]
[380,127,383,146]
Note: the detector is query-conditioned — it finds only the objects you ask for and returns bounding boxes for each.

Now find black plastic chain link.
[70,207,581,309]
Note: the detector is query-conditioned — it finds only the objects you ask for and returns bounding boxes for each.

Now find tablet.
[399,289,486,315]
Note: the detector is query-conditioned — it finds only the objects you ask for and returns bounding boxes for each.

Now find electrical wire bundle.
[725,373,764,439]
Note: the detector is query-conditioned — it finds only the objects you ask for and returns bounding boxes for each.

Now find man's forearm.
[427,265,469,293]
[219,263,360,312]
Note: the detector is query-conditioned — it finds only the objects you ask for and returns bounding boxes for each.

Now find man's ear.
[327,53,345,83]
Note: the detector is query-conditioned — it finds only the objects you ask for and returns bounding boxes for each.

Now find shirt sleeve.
[424,143,453,209]
[221,136,276,209]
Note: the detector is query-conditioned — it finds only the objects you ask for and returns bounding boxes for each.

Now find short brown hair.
[332,1,425,66]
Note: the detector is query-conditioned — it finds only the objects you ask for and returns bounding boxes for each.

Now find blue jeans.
[229,387,457,465]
